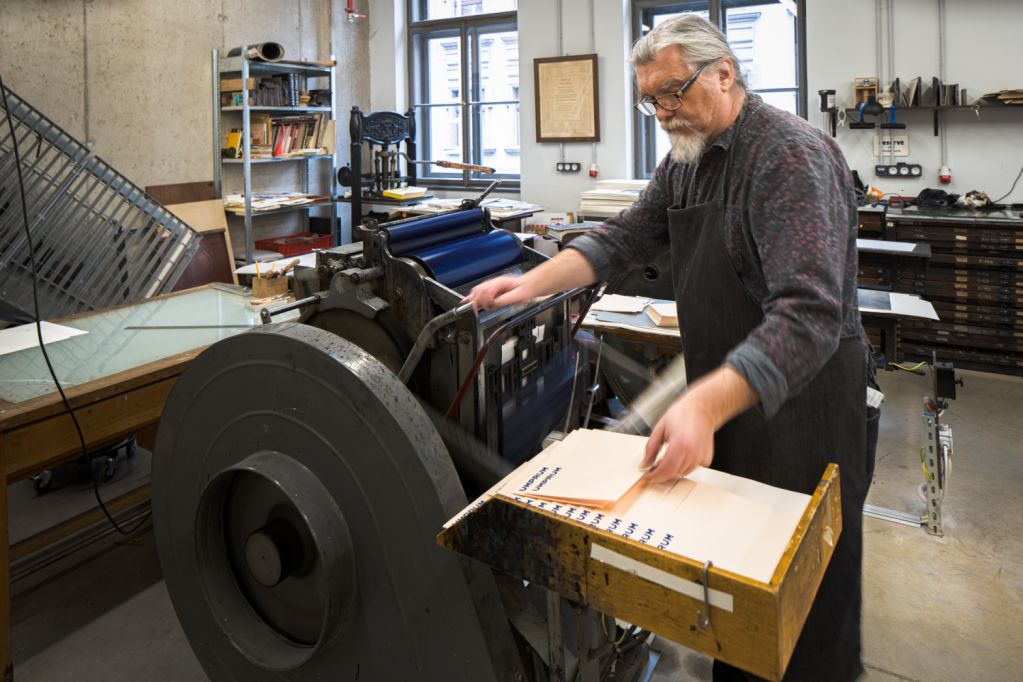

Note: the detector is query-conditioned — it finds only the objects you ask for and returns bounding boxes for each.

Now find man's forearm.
[683,364,760,431]
[520,248,599,297]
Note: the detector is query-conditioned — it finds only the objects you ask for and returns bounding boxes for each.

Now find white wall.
[369,0,635,210]
[808,0,1023,202]
[369,0,1023,210]
[516,0,633,212]
[0,0,371,251]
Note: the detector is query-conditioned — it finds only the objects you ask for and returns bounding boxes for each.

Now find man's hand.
[463,274,534,311]
[461,248,599,311]
[642,394,716,483]
[640,365,760,484]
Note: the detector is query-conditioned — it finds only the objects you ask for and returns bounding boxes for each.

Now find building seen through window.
[410,1,519,185]
[634,1,805,177]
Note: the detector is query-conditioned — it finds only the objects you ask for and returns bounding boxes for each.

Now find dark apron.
[668,140,869,682]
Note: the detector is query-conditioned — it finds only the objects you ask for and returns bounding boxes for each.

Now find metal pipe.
[887,0,896,165]
[938,0,948,166]
[875,0,883,166]
[398,302,474,384]
[259,292,325,324]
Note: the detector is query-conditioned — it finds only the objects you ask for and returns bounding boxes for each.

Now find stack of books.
[579,179,649,218]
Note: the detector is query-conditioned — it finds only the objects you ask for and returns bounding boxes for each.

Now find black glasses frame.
[634,62,710,116]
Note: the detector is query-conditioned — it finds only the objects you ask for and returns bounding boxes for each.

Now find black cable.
[1,73,149,536]
[992,164,1023,204]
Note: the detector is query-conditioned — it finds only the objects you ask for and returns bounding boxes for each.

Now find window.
[409,1,519,186]
[632,0,807,178]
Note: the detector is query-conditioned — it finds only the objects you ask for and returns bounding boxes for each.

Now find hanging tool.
[345,0,366,22]
[401,152,496,175]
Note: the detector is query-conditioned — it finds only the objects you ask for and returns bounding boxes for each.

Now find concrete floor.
[9,368,1023,681]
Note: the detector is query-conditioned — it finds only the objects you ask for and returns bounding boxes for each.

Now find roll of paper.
[227,42,286,63]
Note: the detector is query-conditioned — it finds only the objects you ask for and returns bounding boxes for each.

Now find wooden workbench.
[440,464,842,681]
[0,284,283,681]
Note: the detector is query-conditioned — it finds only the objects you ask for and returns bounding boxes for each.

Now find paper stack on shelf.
[579,179,649,218]
[447,428,811,584]
[223,192,329,214]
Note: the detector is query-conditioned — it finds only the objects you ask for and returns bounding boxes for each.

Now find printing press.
[151,205,659,680]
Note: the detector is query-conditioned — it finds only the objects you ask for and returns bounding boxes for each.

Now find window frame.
[407,4,520,190]
[630,0,808,179]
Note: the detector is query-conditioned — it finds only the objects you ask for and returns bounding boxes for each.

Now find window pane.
[473,103,520,175]
[756,89,797,114]
[418,105,463,174]
[423,34,462,104]
[638,7,709,37]
[423,0,516,20]
[725,2,796,90]
[477,30,518,102]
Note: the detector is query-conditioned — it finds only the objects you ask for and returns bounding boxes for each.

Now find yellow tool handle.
[435,160,496,174]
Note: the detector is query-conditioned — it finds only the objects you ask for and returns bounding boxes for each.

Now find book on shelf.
[645,302,679,327]
[231,113,331,158]
[220,77,256,92]
[219,73,310,108]
[322,119,336,154]
[222,129,243,158]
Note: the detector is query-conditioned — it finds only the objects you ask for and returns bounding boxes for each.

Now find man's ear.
[716,59,735,92]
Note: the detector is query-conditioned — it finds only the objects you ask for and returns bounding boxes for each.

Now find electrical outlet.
[556,162,581,173]
[875,162,922,178]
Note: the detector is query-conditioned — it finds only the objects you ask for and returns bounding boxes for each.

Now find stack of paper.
[448,429,811,584]
[590,294,650,314]
[579,179,649,218]
[582,296,679,338]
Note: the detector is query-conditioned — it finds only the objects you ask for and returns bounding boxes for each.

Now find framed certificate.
[533,54,600,143]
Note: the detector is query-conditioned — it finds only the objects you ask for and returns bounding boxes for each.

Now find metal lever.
[460,180,501,210]
[398,302,474,384]
[697,560,713,630]
[401,152,495,175]
[259,293,324,324]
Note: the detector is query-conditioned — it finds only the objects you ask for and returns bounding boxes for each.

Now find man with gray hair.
[466,14,872,681]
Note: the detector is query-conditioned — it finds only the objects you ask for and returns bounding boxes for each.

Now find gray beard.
[668,129,707,164]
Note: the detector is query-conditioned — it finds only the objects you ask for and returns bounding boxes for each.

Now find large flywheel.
[152,322,521,681]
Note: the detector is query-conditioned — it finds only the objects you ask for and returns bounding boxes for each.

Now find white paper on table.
[856,238,918,253]
[889,292,939,320]
[583,312,681,338]
[0,321,88,357]
[589,294,650,314]
[234,251,317,275]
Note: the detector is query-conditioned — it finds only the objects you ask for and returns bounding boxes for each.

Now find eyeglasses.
[635,63,709,116]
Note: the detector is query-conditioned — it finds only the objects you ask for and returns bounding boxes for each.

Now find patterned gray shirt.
[569,94,864,417]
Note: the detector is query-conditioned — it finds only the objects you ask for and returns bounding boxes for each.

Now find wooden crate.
[438,464,841,681]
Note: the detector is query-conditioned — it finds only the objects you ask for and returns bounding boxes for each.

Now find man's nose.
[655,105,675,124]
